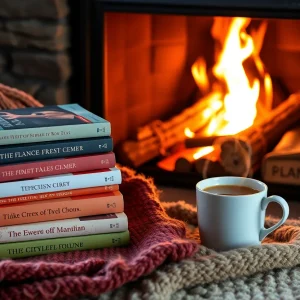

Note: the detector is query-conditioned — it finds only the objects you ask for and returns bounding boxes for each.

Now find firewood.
[194,148,229,178]
[135,92,222,141]
[157,147,199,173]
[175,152,196,173]
[218,93,300,176]
[117,92,223,168]
[185,135,227,148]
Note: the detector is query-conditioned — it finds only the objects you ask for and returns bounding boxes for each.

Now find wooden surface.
[159,185,300,219]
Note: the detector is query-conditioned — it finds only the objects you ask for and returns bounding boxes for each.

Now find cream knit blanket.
[88,200,300,300]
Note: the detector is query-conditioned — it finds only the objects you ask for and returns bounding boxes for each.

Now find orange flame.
[193,146,214,160]
[184,128,195,138]
[212,18,260,135]
[191,57,209,95]
[186,17,272,159]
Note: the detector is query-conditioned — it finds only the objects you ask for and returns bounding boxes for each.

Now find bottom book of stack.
[0,212,129,259]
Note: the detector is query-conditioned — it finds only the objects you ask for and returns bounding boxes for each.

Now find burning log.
[194,148,229,178]
[175,151,197,173]
[176,92,300,178]
[157,147,199,172]
[185,135,227,148]
[217,93,300,176]
[117,92,223,168]
[175,156,194,173]
[173,146,224,176]
[134,92,222,141]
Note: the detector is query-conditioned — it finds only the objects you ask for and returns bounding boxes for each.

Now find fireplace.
[77,0,300,196]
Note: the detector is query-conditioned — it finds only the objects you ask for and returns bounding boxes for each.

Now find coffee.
[203,185,259,196]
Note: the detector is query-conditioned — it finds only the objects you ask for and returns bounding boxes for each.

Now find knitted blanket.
[86,202,300,300]
[2,84,300,300]
[92,265,300,300]
[0,167,198,300]
[0,84,198,299]
[0,83,42,109]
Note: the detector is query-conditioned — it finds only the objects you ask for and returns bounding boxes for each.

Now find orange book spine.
[0,184,119,205]
[0,191,124,226]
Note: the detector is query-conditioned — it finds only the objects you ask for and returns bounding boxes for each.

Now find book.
[0,136,113,165]
[0,212,128,243]
[0,184,119,205]
[0,167,122,198]
[261,127,300,185]
[0,230,130,259]
[0,152,116,182]
[0,104,111,145]
[0,191,124,226]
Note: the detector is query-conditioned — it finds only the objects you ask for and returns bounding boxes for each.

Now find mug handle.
[259,195,289,241]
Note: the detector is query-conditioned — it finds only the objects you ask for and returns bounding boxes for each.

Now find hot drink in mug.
[196,177,289,251]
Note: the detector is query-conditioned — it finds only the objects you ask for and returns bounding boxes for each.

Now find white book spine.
[0,212,128,243]
[0,167,121,197]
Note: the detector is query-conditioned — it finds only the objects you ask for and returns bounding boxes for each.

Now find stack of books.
[0,104,130,259]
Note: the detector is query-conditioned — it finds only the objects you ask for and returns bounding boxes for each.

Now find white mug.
[196,177,289,251]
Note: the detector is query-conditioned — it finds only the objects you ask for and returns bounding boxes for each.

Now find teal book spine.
[0,136,113,165]
[0,230,130,259]
[0,104,111,146]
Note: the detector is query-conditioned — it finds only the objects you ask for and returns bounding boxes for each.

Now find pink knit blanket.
[0,166,198,300]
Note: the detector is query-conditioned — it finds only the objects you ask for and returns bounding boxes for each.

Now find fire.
[185,17,272,160]
[191,57,209,95]
[212,18,260,135]
[184,128,195,138]
[193,146,214,160]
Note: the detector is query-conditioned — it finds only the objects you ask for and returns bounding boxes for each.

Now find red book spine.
[0,184,119,205]
[0,152,116,183]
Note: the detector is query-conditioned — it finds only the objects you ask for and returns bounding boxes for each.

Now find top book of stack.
[0,104,111,146]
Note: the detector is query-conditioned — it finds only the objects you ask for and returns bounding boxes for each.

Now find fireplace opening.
[98,10,300,195]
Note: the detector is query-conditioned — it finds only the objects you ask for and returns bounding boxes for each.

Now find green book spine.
[0,122,111,146]
[0,230,130,259]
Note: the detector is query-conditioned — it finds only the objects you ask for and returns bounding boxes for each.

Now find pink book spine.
[0,191,124,226]
[0,152,116,183]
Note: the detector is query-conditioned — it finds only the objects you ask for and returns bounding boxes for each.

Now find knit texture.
[92,265,300,300]
[82,201,300,300]
[0,167,198,300]
[0,83,43,109]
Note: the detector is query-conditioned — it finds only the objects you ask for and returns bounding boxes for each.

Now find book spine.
[0,152,116,182]
[0,136,113,165]
[0,230,130,259]
[0,167,122,197]
[262,159,300,185]
[0,192,124,226]
[0,184,119,204]
[0,212,128,243]
[0,122,111,146]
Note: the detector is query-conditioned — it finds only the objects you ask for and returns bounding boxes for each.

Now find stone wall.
[0,0,71,105]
